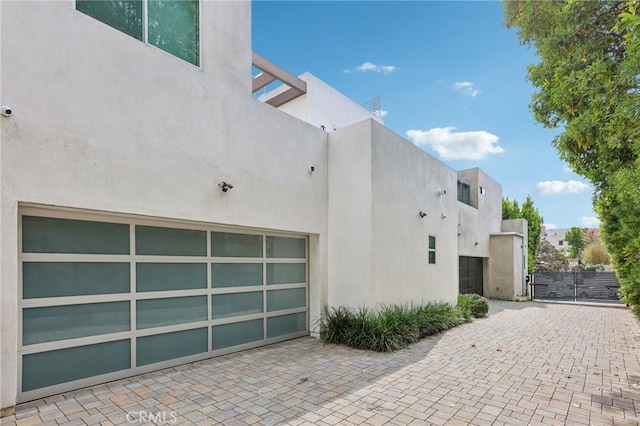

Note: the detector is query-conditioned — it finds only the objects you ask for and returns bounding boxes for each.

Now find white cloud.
[580,216,601,227]
[543,223,557,230]
[406,127,504,161]
[453,81,480,97]
[535,180,590,195]
[344,62,398,75]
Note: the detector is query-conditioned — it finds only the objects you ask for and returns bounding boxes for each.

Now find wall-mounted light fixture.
[218,181,233,192]
[1,106,12,117]
[419,211,427,218]
[475,241,479,246]
[309,166,315,173]
[438,189,447,196]
[441,213,447,219]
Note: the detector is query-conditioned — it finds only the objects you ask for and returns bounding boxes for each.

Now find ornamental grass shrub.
[457,293,489,318]
[319,302,469,352]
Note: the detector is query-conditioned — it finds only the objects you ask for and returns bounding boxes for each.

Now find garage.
[18,207,309,401]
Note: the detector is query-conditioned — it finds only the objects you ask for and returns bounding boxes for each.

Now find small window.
[457,181,471,206]
[558,240,564,246]
[428,236,436,264]
[76,0,200,66]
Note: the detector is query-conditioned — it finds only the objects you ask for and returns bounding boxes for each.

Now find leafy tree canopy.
[565,227,585,258]
[504,0,640,317]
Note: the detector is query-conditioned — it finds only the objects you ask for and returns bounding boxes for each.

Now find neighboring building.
[0,0,526,411]
[542,226,598,254]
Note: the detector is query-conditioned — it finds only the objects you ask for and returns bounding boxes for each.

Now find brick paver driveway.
[4,301,640,425]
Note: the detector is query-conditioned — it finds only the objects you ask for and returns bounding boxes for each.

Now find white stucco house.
[0,0,527,412]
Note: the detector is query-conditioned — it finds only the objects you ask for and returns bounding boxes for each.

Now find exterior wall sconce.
[441,213,447,219]
[438,189,447,196]
[475,241,479,246]
[309,166,315,173]
[218,181,233,192]
[419,211,427,218]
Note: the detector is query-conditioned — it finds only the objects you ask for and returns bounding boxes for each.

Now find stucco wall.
[1,0,329,409]
[276,72,381,131]
[327,121,374,308]
[370,122,459,305]
[457,168,503,258]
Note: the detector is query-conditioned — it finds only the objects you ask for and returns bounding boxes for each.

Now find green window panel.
[135,225,206,256]
[22,339,130,392]
[211,232,262,258]
[266,236,305,258]
[266,263,306,285]
[76,0,143,41]
[22,216,130,254]
[212,292,263,319]
[212,319,263,350]
[267,312,306,339]
[137,328,207,366]
[136,263,206,292]
[22,262,130,299]
[211,263,263,288]
[23,302,130,345]
[267,288,306,312]
[136,296,207,329]
[147,0,199,66]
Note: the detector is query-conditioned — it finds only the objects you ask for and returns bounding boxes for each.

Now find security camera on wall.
[1,106,12,117]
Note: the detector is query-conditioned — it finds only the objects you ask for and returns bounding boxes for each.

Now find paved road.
[4,301,640,425]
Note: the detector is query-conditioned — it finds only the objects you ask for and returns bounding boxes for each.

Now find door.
[459,256,483,295]
[18,207,309,401]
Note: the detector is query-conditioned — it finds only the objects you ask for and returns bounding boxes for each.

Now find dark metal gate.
[531,271,621,303]
[459,256,483,296]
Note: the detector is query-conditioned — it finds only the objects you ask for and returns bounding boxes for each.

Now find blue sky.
[252,1,599,230]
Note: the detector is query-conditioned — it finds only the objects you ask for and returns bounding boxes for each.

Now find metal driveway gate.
[531,270,621,303]
[18,207,309,402]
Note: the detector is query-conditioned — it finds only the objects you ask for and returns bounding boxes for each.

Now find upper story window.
[457,181,471,206]
[76,0,199,66]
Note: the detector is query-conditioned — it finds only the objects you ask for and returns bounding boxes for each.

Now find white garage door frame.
[17,205,309,402]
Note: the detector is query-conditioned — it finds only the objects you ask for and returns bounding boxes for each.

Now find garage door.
[18,208,308,401]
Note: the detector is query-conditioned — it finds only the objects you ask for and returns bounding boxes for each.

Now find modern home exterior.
[0,0,526,411]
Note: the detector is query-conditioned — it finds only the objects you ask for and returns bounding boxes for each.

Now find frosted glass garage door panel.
[23,302,130,345]
[136,296,207,329]
[136,263,206,292]
[266,236,305,258]
[211,232,262,257]
[212,292,263,319]
[22,216,130,254]
[211,263,263,288]
[267,288,306,312]
[22,340,130,392]
[266,263,306,285]
[212,319,263,350]
[136,226,206,256]
[22,262,130,299]
[267,312,306,338]
[137,328,207,366]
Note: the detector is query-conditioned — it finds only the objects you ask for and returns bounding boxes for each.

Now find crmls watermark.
[126,411,178,424]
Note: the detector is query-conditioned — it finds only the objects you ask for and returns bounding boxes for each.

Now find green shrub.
[457,293,489,318]
[320,301,468,352]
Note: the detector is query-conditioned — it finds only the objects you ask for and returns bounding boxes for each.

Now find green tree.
[536,239,569,272]
[504,0,640,317]
[502,198,520,220]
[502,196,544,273]
[565,227,585,258]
